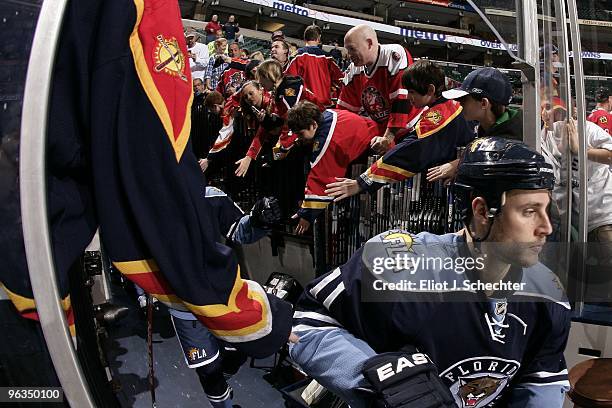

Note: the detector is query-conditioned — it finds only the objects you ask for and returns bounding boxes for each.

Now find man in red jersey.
[587,87,612,133]
[338,25,421,154]
[285,25,344,108]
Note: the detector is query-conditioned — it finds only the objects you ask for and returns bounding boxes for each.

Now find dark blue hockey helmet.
[453,137,555,224]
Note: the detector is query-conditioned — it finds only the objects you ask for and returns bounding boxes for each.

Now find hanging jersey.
[338,44,420,133]
[358,98,475,192]
[298,110,379,222]
[216,58,248,97]
[293,230,571,407]
[284,46,344,107]
[207,91,241,158]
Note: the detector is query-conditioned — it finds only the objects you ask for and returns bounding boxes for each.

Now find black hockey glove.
[250,196,282,228]
[361,346,457,408]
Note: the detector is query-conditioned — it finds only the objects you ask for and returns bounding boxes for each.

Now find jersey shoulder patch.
[380,44,409,76]
[415,100,462,138]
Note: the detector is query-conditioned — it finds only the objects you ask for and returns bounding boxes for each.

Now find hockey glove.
[250,196,282,228]
[361,346,457,408]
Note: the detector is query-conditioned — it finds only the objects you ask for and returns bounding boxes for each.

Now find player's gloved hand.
[361,345,457,408]
[250,196,282,228]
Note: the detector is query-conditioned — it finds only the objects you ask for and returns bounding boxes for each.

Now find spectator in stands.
[326,60,475,201]
[207,29,226,55]
[204,14,222,43]
[186,31,210,80]
[338,24,420,154]
[540,44,560,97]
[425,67,522,184]
[288,42,299,58]
[228,41,241,58]
[587,87,612,133]
[270,40,290,70]
[541,99,612,302]
[191,78,210,166]
[204,91,225,115]
[329,40,343,66]
[443,67,521,140]
[256,59,322,160]
[205,38,230,92]
[271,30,285,42]
[245,59,261,80]
[240,48,249,59]
[287,101,380,234]
[234,81,278,177]
[222,14,240,41]
[193,78,206,97]
[285,25,344,108]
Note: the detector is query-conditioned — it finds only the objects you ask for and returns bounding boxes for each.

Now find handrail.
[19,0,95,406]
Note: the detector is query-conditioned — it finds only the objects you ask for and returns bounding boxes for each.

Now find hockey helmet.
[454,137,555,223]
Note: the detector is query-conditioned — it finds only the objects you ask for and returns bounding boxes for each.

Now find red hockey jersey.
[216,58,248,97]
[587,108,612,134]
[337,44,420,134]
[284,46,344,108]
[298,110,379,222]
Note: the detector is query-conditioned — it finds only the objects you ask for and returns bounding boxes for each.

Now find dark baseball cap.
[442,67,513,106]
[596,87,610,103]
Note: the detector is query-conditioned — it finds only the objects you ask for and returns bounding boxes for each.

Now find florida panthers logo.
[441,357,520,407]
[361,86,389,122]
[458,376,503,407]
[229,71,244,90]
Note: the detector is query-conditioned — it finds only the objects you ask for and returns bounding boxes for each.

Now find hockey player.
[326,60,475,201]
[286,101,379,234]
[81,0,293,357]
[587,87,612,134]
[170,188,281,408]
[290,137,571,408]
[338,24,421,153]
[284,25,344,108]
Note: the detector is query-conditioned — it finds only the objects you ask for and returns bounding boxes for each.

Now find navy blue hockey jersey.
[293,230,571,407]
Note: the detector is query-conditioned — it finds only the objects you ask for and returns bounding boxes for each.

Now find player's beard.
[486,222,544,268]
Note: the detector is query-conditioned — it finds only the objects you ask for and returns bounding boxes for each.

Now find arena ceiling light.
[270,10,278,17]
[399,1,408,7]
[211,0,219,5]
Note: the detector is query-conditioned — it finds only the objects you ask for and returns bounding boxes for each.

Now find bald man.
[338,25,421,153]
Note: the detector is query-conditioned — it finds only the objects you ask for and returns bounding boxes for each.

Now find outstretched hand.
[325,177,362,202]
[292,213,311,235]
[235,156,252,177]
